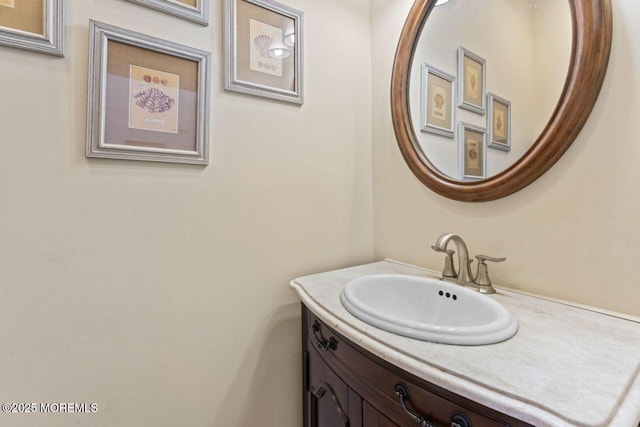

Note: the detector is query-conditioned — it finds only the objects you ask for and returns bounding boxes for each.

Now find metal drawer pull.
[312,320,338,351]
[395,383,435,427]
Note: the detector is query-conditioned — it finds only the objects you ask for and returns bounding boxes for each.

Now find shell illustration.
[470,75,476,91]
[496,115,503,132]
[134,88,175,114]
[468,146,478,160]
[434,93,445,109]
[253,34,273,58]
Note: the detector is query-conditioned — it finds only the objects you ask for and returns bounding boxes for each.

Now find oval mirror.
[391,0,612,202]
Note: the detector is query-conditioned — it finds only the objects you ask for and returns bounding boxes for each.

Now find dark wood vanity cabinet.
[302,304,532,427]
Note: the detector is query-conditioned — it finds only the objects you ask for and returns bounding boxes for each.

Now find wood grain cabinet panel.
[363,401,399,427]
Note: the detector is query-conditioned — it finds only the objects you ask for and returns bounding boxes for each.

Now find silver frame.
[458,122,487,180]
[420,63,455,138]
[224,0,304,104]
[86,20,210,165]
[124,0,209,26]
[487,92,511,152]
[457,46,486,115]
[0,0,63,56]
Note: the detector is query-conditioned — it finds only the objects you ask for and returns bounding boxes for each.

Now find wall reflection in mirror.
[410,0,571,180]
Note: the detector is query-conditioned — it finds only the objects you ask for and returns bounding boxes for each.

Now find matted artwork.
[86,20,210,164]
[459,123,486,180]
[420,63,455,138]
[124,0,209,25]
[0,0,63,56]
[249,18,283,76]
[128,65,180,133]
[225,0,304,104]
[487,92,511,151]
[457,47,486,115]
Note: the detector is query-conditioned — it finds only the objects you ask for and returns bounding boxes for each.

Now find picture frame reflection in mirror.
[487,92,511,151]
[421,63,456,138]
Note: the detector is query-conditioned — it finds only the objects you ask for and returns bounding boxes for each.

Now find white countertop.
[290,260,640,427]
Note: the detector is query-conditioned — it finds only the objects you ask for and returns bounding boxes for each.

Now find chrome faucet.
[431,233,505,294]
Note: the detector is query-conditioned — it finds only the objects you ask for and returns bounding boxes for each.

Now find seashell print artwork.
[134,87,175,114]
[134,71,175,114]
[465,137,481,171]
[464,64,480,100]
[253,34,273,58]
[129,65,180,134]
[430,83,448,121]
[249,19,284,77]
[432,92,446,118]
[434,93,445,109]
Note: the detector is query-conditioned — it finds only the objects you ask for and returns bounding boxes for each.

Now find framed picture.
[459,122,486,180]
[420,64,455,138]
[0,0,63,56]
[487,93,511,151]
[224,0,303,104]
[86,20,210,164]
[457,47,485,114]
[124,0,209,26]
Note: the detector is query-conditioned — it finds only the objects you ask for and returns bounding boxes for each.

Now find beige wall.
[0,1,372,426]
[372,0,640,317]
[532,0,572,133]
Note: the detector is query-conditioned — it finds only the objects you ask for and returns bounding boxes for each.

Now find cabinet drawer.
[306,308,531,427]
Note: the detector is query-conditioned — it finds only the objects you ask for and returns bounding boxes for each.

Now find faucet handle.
[476,255,506,264]
[431,245,454,255]
[431,245,457,278]
[473,255,506,293]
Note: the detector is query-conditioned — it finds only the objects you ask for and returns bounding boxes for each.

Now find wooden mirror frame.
[391,0,612,202]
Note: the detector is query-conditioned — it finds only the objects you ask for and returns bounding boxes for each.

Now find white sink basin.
[340,274,518,345]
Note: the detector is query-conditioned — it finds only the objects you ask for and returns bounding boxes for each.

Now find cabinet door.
[306,345,362,427]
[363,401,399,427]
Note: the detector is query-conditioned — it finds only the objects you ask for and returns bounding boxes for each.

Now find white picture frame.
[487,92,511,151]
[457,46,486,115]
[0,0,63,56]
[124,0,209,26]
[421,63,456,138]
[224,0,304,104]
[459,122,487,180]
[86,20,211,164]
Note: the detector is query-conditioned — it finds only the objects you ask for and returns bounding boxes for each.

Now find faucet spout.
[434,233,474,285]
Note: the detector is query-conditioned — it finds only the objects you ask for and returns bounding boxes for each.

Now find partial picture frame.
[224,0,303,104]
[487,92,511,151]
[457,46,486,115]
[459,122,487,180]
[124,0,209,26]
[86,20,211,165]
[420,64,455,138]
[0,0,63,56]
